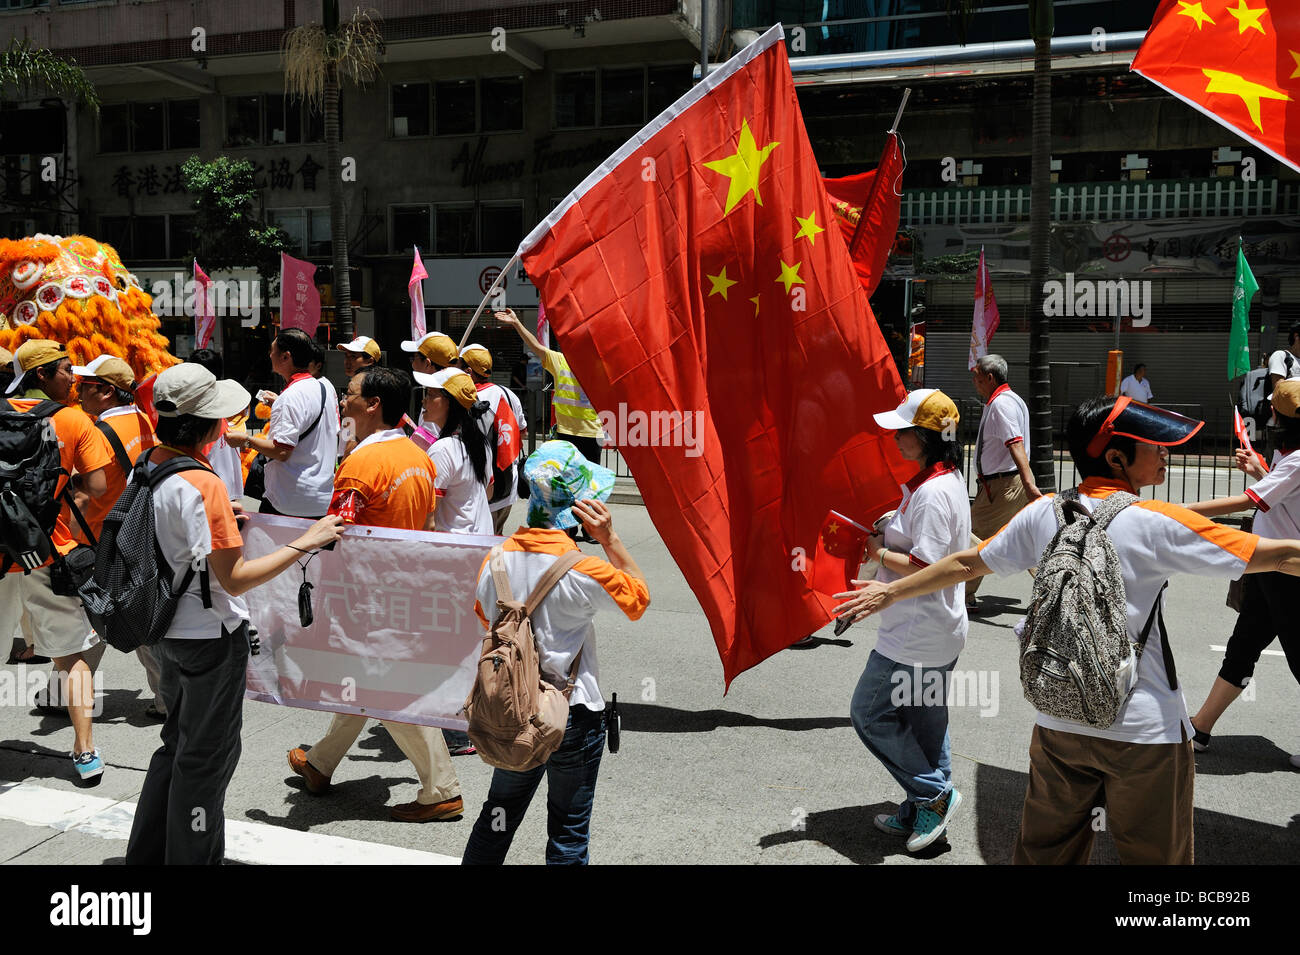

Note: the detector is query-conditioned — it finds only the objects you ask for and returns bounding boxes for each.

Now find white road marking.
[0,781,459,865]
[1210,645,1286,658]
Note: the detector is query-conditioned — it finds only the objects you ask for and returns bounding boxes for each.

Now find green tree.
[179,155,291,290]
[0,38,99,111]
[947,0,1055,491]
[282,3,383,340]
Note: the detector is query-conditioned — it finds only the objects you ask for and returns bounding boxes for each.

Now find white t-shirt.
[428,435,493,534]
[1267,348,1300,382]
[874,465,971,667]
[976,384,1030,476]
[266,374,340,517]
[478,382,527,513]
[1119,375,1153,402]
[1246,449,1300,540]
[207,427,245,500]
[979,480,1257,744]
[147,454,250,640]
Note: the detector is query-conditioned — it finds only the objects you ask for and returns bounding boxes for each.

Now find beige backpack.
[463,546,586,772]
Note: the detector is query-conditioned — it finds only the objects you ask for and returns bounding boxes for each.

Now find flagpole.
[457,253,521,349]
[888,88,912,135]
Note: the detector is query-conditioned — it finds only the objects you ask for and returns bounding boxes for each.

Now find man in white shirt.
[1267,323,1300,393]
[226,328,339,518]
[836,395,1300,864]
[967,354,1041,608]
[1119,363,1153,402]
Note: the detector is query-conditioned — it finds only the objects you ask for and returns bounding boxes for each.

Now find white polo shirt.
[1267,348,1299,382]
[976,383,1031,477]
[1119,375,1153,402]
[266,373,340,517]
[1246,449,1300,540]
[874,463,971,667]
[428,434,494,535]
[979,478,1258,744]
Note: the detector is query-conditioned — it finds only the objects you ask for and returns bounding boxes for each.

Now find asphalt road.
[2,498,1297,865]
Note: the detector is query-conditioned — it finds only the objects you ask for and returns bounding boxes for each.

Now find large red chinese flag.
[823,133,905,297]
[517,26,911,687]
[1132,0,1300,172]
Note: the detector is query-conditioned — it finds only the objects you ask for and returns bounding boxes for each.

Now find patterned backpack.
[1018,489,1170,729]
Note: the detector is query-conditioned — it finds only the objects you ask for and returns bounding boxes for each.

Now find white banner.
[241,515,498,730]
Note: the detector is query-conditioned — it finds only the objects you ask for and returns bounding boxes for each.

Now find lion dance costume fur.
[0,234,178,381]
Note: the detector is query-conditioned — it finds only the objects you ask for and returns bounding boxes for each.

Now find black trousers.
[125,624,250,865]
[1220,571,1300,688]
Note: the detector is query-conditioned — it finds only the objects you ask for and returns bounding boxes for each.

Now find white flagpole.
[457,253,520,349]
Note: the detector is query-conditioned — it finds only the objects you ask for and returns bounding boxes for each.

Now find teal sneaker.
[73,749,103,785]
[873,812,911,836]
[907,788,961,852]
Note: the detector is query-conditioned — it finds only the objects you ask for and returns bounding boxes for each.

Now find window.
[648,65,691,118]
[169,214,196,260]
[600,68,644,127]
[555,71,596,128]
[392,83,431,137]
[308,209,331,257]
[226,95,261,147]
[270,210,306,253]
[392,205,431,253]
[226,95,332,146]
[480,76,524,132]
[265,97,303,145]
[435,205,476,254]
[434,80,476,136]
[98,213,190,260]
[269,208,330,256]
[480,204,523,255]
[99,99,200,153]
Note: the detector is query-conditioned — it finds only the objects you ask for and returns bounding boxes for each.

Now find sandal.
[7,643,51,666]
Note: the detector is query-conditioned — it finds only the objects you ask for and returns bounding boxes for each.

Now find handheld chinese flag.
[1234,406,1270,472]
[279,252,321,337]
[193,259,216,349]
[409,247,428,339]
[1132,0,1300,172]
[1229,242,1258,379]
[822,132,905,298]
[969,247,1000,370]
[810,510,871,598]
[517,25,912,687]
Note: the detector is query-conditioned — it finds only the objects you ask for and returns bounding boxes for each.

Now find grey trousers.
[125,625,250,865]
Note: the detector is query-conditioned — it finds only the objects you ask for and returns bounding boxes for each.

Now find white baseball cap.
[72,354,136,391]
[872,388,960,432]
[152,363,250,419]
[400,331,457,367]
[336,336,381,360]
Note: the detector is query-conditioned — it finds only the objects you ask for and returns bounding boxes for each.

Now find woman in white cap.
[847,388,970,855]
[125,362,342,865]
[414,367,494,536]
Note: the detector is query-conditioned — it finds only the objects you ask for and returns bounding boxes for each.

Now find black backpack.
[78,447,213,652]
[0,399,83,574]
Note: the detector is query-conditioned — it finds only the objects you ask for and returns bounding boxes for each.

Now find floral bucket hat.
[524,440,616,530]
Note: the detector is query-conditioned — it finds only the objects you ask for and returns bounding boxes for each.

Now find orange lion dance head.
[0,234,179,381]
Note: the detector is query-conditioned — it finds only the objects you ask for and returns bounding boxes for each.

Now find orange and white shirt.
[474,528,649,711]
[332,428,436,531]
[979,477,1258,744]
[148,447,248,639]
[5,397,113,571]
[80,404,157,540]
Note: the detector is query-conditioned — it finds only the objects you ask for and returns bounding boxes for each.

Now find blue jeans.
[462,705,605,865]
[850,650,955,826]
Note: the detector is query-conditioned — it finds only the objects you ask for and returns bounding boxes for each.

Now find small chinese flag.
[809,510,871,598]
[1132,1,1300,172]
[1234,406,1270,472]
[822,132,905,298]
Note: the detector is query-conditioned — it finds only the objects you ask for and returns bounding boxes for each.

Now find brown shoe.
[287,748,331,794]
[389,796,464,823]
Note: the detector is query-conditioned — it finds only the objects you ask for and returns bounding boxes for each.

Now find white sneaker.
[1288,753,1300,770]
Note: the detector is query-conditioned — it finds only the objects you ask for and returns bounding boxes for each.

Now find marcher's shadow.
[24,689,156,736]
[1188,736,1296,776]
[348,725,409,763]
[617,702,851,734]
[757,802,953,863]
[253,771,419,830]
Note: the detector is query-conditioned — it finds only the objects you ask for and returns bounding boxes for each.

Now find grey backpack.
[1019,489,1173,729]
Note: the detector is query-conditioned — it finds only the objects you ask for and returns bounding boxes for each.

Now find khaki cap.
[153,363,250,420]
[459,344,492,376]
[401,332,457,368]
[6,340,67,394]
[73,354,136,392]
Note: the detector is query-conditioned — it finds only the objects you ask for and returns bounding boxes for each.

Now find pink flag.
[280,252,321,337]
[536,298,550,350]
[969,247,1000,370]
[409,247,428,339]
[193,259,216,349]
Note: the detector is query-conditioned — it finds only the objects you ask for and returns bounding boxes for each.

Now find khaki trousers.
[1013,725,1194,865]
[966,473,1030,598]
[306,713,461,804]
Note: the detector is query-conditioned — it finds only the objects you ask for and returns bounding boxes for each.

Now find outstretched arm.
[495,308,548,361]
[834,546,992,623]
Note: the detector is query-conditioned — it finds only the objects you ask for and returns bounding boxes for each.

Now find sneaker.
[1191,726,1211,753]
[73,749,103,784]
[906,788,961,853]
[1288,753,1300,770]
[873,812,911,836]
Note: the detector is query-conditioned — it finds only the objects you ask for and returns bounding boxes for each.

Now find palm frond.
[282,8,383,107]
[0,39,100,112]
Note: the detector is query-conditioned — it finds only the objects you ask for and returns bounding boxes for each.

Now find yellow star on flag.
[706,266,738,300]
[1175,1,1214,29]
[750,294,761,316]
[1291,50,1300,80]
[1226,0,1267,35]
[794,211,825,245]
[826,521,840,534]
[703,118,780,215]
[775,259,804,294]
[1203,69,1292,131]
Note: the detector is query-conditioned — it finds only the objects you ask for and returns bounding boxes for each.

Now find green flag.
[1229,245,1258,380]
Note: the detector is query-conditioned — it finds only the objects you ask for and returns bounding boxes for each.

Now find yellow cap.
[8,339,67,394]
[1271,380,1300,420]
[872,388,960,434]
[402,332,457,368]
[73,354,136,392]
[460,344,492,376]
